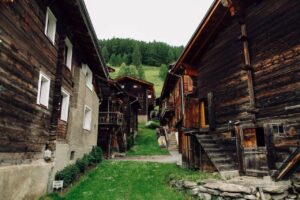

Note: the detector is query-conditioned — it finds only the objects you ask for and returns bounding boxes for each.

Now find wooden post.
[207,92,216,130]
[239,22,257,120]
[235,125,245,174]
[264,124,276,170]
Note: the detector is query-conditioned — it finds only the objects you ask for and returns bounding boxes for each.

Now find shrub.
[75,156,89,173]
[90,146,103,163]
[55,146,103,188]
[145,121,160,129]
[55,164,80,187]
[127,135,135,149]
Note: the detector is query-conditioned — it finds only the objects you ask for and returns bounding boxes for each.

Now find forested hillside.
[99,38,184,67]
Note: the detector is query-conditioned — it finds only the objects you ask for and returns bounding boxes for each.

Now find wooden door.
[240,127,269,176]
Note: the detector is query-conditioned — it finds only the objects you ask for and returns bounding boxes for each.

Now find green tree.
[115,54,123,66]
[159,64,168,81]
[132,45,142,67]
[109,54,118,66]
[101,46,109,63]
[137,65,145,80]
[118,63,139,78]
[122,54,129,65]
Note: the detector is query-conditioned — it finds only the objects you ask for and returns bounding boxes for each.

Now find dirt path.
[113,151,182,165]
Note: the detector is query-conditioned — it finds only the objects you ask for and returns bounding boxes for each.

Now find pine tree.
[132,45,142,67]
[101,46,109,63]
[137,65,145,80]
[109,54,118,66]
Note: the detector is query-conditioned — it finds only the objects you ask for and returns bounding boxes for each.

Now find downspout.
[168,70,185,119]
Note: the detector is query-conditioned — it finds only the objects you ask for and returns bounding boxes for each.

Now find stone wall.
[170,176,300,200]
[51,66,100,188]
[0,160,53,200]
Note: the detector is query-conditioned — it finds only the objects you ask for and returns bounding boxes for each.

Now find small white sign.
[53,180,64,191]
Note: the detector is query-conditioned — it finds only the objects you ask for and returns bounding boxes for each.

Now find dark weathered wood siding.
[0,1,59,154]
[117,78,155,116]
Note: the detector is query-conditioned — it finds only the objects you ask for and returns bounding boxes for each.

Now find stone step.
[245,169,270,177]
[196,134,212,140]
[211,157,233,164]
[218,164,236,171]
[204,148,222,153]
[209,153,230,158]
[201,143,219,148]
[197,139,216,144]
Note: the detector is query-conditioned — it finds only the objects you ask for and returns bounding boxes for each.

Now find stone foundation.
[170,175,300,200]
[0,160,53,200]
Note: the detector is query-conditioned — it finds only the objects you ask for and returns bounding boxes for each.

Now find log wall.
[0,1,58,157]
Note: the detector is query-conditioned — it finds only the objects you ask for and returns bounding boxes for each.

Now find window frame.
[37,72,51,108]
[84,64,93,91]
[44,7,57,44]
[83,105,92,131]
[60,88,70,122]
[64,38,73,70]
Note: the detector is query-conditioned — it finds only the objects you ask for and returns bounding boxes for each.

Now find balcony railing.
[99,112,123,126]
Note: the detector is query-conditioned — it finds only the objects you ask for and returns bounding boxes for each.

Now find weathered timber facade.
[116,76,155,122]
[0,0,109,199]
[97,78,140,157]
[160,0,300,179]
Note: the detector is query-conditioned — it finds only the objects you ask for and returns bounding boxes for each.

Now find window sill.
[86,85,93,92]
[83,128,91,132]
[44,34,56,46]
[37,103,49,110]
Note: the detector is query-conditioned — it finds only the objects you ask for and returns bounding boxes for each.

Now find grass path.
[42,124,218,200]
[126,123,169,156]
[45,161,216,200]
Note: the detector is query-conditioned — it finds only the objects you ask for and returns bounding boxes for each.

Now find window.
[272,124,285,134]
[60,88,70,122]
[64,38,73,70]
[83,105,92,131]
[84,64,93,91]
[148,95,152,98]
[37,72,51,108]
[44,7,57,44]
[133,85,138,88]
[70,151,75,160]
[121,85,125,89]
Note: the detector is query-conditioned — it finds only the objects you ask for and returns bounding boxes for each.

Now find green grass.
[126,123,169,156]
[42,161,218,200]
[109,65,163,97]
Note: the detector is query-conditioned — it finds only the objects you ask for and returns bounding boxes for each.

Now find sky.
[84,0,214,46]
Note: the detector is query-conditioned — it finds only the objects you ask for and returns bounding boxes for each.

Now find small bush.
[127,135,135,149]
[55,146,103,188]
[145,121,160,129]
[75,156,89,173]
[90,146,103,163]
[55,164,80,187]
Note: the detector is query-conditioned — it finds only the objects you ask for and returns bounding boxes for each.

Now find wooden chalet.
[160,0,300,179]
[97,78,140,157]
[116,76,156,122]
[0,0,109,198]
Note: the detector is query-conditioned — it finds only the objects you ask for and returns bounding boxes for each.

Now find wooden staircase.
[195,133,239,178]
[167,133,179,151]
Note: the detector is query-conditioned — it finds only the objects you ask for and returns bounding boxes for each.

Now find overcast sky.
[84,0,214,46]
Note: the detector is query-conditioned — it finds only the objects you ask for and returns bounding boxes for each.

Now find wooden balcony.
[99,112,123,126]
